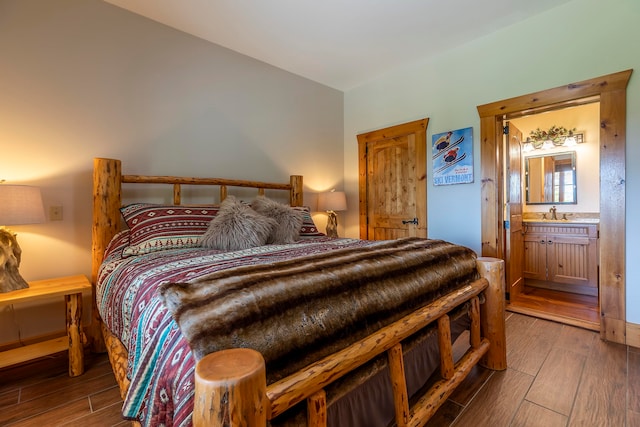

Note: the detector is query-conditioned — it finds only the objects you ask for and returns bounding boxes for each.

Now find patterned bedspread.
[98,233,379,426]
[97,233,477,426]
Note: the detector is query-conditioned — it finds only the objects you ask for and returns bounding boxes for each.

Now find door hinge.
[503,125,509,135]
[402,218,418,225]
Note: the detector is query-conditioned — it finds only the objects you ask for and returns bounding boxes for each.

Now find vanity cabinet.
[523,222,598,296]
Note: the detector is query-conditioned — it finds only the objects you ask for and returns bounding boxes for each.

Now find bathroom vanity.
[522,219,599,296]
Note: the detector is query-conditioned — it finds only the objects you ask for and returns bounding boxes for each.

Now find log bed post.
[90,158,122,353]
[194,348,267,427]
[192,257,507,426]
[476,256,507,370]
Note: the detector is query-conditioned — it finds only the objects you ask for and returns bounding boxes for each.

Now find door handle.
[540,240,546,244]
[402,218,418,225]
[547,240,553,245]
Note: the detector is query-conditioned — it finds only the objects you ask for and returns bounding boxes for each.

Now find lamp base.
[325,211,339,238]
[0,229,29,293]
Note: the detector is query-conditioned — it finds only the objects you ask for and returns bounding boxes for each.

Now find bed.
[90,157,506,427]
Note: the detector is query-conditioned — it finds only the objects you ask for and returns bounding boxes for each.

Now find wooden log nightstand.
[0,275,91,377]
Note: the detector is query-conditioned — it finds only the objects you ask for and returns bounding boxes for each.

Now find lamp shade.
[0,185,46,226]
[317,191,347,212]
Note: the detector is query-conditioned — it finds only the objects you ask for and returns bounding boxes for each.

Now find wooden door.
[505,122,524,300]
[357,119,428,240]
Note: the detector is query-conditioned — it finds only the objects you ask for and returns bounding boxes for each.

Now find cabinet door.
[523,233,547,281]
[547,234,592,286]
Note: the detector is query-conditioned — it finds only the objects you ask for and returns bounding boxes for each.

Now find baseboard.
[627,322,640,349]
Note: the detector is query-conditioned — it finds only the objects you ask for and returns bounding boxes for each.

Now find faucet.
[549,205,557,220]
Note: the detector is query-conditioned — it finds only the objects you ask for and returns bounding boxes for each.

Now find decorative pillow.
[293,206,325,237]
[201,196,277,251]
[120,203,218,257]
[250,196,305,244]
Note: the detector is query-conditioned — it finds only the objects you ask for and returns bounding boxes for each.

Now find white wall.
[344,0,640,322]
[0,0,343,343]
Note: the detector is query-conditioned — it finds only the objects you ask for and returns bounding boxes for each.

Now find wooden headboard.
[89,157,303,350]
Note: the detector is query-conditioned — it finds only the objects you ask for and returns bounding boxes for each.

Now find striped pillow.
[120,204,219,257]
[293,206,325,237]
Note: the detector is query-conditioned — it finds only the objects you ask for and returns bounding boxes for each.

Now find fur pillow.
[251,196,304,244]
[200,196,277,251]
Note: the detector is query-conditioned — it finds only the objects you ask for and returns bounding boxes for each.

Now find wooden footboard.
[193,257,506,427]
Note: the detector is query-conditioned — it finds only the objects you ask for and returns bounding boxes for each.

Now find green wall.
[344,0,639,322]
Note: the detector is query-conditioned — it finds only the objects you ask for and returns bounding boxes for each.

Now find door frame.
[477,69,632,344]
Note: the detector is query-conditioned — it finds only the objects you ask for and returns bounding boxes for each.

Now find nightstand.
[0,275,91,377]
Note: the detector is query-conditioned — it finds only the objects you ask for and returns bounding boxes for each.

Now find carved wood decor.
[0,229,29,293]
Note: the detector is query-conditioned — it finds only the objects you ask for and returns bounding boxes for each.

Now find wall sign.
[432,127,474,185]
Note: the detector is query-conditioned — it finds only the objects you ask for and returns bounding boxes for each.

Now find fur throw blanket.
[158,238,478,383]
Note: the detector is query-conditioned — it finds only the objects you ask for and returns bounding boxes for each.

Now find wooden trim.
[599,86,628,343]
[357,134,368,239]
[477,70,632,117]
[626,322,640,349]
[479,115,503,258]
[477,70,632,344]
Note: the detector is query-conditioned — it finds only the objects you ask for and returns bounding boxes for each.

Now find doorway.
[477,70,631,344]
[506,103,600,331]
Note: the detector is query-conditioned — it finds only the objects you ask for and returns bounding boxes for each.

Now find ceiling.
[104,0,573,91]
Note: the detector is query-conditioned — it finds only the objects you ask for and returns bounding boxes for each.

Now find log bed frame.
[90,157,507,427]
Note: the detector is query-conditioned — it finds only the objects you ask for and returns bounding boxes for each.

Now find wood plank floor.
[507,286,600,332]
[0,351,126,426]
[427,312,640,426]
[1,312,638,426]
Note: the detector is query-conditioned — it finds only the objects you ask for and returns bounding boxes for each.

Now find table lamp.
[0,184,46,293]
[317,190,347,238]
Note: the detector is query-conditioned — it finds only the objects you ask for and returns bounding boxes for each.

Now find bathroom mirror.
[525,151,577,204]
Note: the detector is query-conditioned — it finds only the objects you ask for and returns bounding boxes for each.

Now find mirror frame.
[525,151,577,205]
